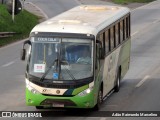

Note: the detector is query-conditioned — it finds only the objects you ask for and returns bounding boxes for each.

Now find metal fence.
[0,32,18,38]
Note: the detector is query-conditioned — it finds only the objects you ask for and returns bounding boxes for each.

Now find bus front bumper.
[26,88,96,108]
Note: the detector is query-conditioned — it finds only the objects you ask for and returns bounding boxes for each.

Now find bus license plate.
[52,104,64,107]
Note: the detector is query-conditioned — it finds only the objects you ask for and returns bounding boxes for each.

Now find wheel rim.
[117,77,120,88]
[99,90,103,104]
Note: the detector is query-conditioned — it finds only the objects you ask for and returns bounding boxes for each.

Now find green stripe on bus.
[72,84,89,95]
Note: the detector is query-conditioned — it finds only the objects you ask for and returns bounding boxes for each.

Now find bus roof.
[31,5,130,36]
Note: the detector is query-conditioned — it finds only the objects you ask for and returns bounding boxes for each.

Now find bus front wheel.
[93,88,103,110]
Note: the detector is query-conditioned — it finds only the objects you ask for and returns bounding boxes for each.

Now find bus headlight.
[27,84,40,94]
[78,87,93,96]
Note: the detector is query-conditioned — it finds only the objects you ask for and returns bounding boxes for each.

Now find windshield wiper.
[40,59,76,81]
[40,59,58,82]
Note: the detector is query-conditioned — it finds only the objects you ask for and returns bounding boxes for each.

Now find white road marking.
[27,2,49,20]
[130,0,159,37]
[131,17,160,37]
[2,61,15,67]
[131,31,138,36]
[132,0,157,12]
[135,75,150,88]
[100,117,106,120]
[153,19,160,24]
[1,58,19,68]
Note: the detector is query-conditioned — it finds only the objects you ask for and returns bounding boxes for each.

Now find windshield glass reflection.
[29,37,93,80]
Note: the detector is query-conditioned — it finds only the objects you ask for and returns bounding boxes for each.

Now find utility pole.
[12,0,15,22]
[6,0,22,21]
[22,0,25,11]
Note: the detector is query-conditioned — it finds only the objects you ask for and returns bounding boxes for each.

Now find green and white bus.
[21,5,130,110]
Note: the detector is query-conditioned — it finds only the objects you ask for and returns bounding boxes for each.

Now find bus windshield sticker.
[53,73,59,79]
[34,64,46,73]
[34,37,60,43]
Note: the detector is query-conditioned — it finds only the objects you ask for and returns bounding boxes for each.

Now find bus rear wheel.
[115,70,121,92]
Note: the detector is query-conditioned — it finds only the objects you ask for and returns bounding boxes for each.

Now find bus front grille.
[40,99,76,107]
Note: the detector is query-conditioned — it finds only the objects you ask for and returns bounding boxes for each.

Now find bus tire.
[35,106,44,109]
[114,70,121,92]
[93,88,103,111]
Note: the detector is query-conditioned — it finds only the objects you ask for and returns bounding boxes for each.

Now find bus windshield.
[29,37,93,81]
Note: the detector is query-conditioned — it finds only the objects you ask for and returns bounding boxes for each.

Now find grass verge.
[0,4,39,47]
[112,0,155,4]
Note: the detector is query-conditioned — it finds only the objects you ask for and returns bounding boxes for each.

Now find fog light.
[28,99,33,103]
[78,87,93,96]
[28,99,31,103]
[85,102,90,107]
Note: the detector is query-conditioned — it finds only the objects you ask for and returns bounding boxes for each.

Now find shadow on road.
[34,108,98,117]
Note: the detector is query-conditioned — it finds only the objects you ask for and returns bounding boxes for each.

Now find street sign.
[6,0,22,15]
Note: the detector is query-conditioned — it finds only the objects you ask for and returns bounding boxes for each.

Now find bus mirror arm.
[21,49,26,61]
[20,40,31,61]
[99,47,105,59]
[96,40,104,59]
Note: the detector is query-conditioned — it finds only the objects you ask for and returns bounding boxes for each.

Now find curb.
[24,2,48,22]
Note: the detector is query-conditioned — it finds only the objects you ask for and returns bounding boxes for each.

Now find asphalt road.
[0,0,160,119]
[27,0,80,18]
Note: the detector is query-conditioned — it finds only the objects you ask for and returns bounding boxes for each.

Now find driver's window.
[65,45,91,64]
[66,45,78,63]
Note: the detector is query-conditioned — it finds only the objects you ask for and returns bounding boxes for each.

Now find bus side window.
[126,16,129,38]
[126,15,130,38]
[115,24,119,46]
[120,20,123,43]
[100,33,105,58]
[110,27,114,50]
[108,29,111,51]
[118,22,121,44]
[113,25,116,47]
[129,14,131,36]
[103,32,106,57]
[123,19,126,40]
[105,30,109,54]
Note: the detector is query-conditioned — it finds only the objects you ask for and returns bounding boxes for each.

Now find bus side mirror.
[20,40,31,61]
[21,49,26,61]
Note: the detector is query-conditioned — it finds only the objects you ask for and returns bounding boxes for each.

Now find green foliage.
[112,0,155,4]
[0,4,39,46]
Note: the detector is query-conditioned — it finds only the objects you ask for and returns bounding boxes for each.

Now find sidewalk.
[24,2,47,22]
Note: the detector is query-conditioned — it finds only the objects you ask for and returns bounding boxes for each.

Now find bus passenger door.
[108,54,115,90]
[103,53,116,97]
